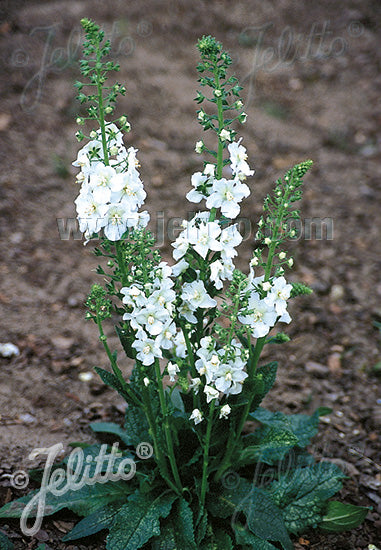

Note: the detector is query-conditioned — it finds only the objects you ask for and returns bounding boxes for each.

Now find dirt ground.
[0,0,380,548]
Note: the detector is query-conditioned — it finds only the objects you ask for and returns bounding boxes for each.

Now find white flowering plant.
[1,20,368,549]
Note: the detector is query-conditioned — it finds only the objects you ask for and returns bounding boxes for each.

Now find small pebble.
[79,372,93,382]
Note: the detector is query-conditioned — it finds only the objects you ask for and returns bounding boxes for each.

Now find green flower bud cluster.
[195,35,245,175]
[253,160,314,277]
[290,282,313,297]
[85,283,112,322]
[74,19,130,140]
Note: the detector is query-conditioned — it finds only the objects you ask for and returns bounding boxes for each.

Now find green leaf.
[207,478,251,519]
[240,427,299,465]
[249,406,329,449]
[0,481,129,519]
[62,502,122,541]
[106,491,177,550]
[151,498,197,549]
[0,531,14,550]
[320,501,369,532]
[249,362,278,411]
[234,523,278,549]
[238,487,293,550]
[269,463,347,534]
[90,422,133,446]
[124,404,150,448]
[213,529,234,549]
[115,326,136,360]
[94,366,132,403]
[167,387,185,415]
[208,480,292,549]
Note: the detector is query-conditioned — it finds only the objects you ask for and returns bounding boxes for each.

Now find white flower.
[195,140,204,153]
[195,349,220,384]
[143,377,150,387]
[186,172,208,203]
[220,224,243,259]
[172,258,189,276]
[214,363,248,395]
[173,331,187,358]
[219,129,231,142]
[204,385,220,403]
[187,221,222,259]
[178,302,197,324]
[189,377,202,394]
[228,139,254,178]
[181,281,217,311]
[239,292,277,338]
[264,276,292,316]
[219,404,231,419]
[172,233,190,261]
[167,362,180,382]
[206,178,250,219]
[75,191,108,237]
[110,171,146,207]
[88,164,118,202]
[132,338,162,366]
[134,304,170,336]
[190,408,203,425]
[204,164,215,177]
[103,200,138,241]
[155,321,176,349]
[121,285,147,308]
[210,258,234,290]
[0,343,20,358]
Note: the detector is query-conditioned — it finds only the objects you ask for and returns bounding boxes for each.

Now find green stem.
[154,359,183,493]
[215,177,296,482]
[200,399,216,505]
[140,384,180,495]
[95,43,109,165]
[115,241,129,287]
[209,64,224,223]
[95,313,141,408]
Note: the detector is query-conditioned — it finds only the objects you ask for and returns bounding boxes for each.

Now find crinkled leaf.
[249,362,278,411]
[124,404,150,448]
[151,498,197,550]
[62,502,122,541]
[249,406,331,448]
[94,366,132,403]
[235,487,293,550]
[0,531,14,550]
[234,523,278,549]
[269,463,347,534]
[0,481,129,519]
[106,491,176,550]
[320,500,369,532]
[240,427,299,465]
[167,387,185,415]
[207,478,253,519]
[213,529,234,549]
[208,480,292,550]
[90,422,133,446]
[196,507,208,546]
[115,325,136,360]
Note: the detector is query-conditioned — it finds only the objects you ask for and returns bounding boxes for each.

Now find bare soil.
[0,1,380,548]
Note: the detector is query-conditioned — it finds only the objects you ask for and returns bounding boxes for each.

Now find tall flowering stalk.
[1,20,368,549]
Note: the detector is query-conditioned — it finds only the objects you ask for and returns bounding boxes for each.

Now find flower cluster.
[121,262,177,366]
[186,139,253,219]
[239,274,293,338]
[73,122,149,241]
